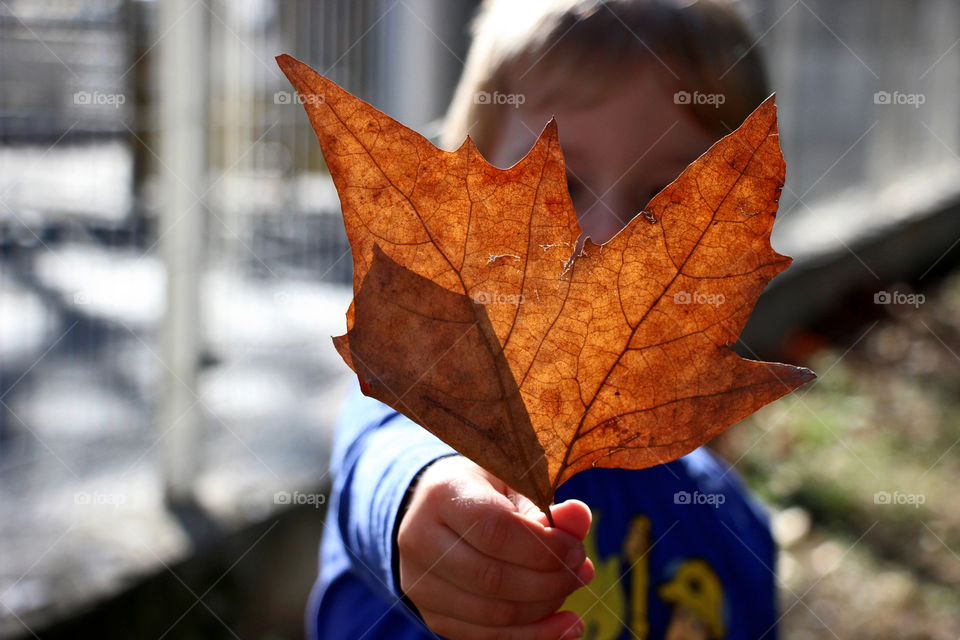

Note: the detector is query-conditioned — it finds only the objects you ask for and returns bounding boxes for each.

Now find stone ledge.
[743,166,960,356]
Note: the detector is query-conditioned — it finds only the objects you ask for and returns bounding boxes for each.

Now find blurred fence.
[0,0,474,470]
[749,0,960,214]
[0,2,474,634]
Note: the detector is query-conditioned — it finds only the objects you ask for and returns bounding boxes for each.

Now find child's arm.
[331,384,593,640]
[397,456,594,640]
[327,383,458,607]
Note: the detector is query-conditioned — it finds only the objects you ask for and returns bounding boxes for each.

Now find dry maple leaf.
[278,54,815,518]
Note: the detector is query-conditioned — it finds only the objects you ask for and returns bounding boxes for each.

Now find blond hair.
[441,0,769,157]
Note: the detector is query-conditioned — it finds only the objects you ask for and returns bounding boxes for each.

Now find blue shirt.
[308,383,778,640]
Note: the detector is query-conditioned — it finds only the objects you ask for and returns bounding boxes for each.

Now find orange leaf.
[278,55,815,515]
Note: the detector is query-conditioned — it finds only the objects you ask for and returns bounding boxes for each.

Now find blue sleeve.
[329,382,457,603]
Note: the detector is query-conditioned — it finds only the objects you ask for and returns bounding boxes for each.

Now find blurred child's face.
[488,64,719,244]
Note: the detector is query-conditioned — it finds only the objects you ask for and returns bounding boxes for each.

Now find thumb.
[543,499,592,540]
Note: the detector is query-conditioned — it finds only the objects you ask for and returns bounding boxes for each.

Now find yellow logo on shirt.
[561,514,726,640]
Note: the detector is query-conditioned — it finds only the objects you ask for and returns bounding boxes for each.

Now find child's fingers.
[405,569,565,627]
[410,521,590,601]
[438,494,586,572]
[543,499,592,540]
[419,608,584,640]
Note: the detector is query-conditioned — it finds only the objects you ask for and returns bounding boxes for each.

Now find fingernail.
[576,561,594,585]
[564,546,585,569]
[562,619,585,639]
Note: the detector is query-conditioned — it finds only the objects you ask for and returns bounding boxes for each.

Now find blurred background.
[0,0,958,638]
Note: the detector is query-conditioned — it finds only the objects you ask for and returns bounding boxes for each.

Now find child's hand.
[397,455,593,640]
